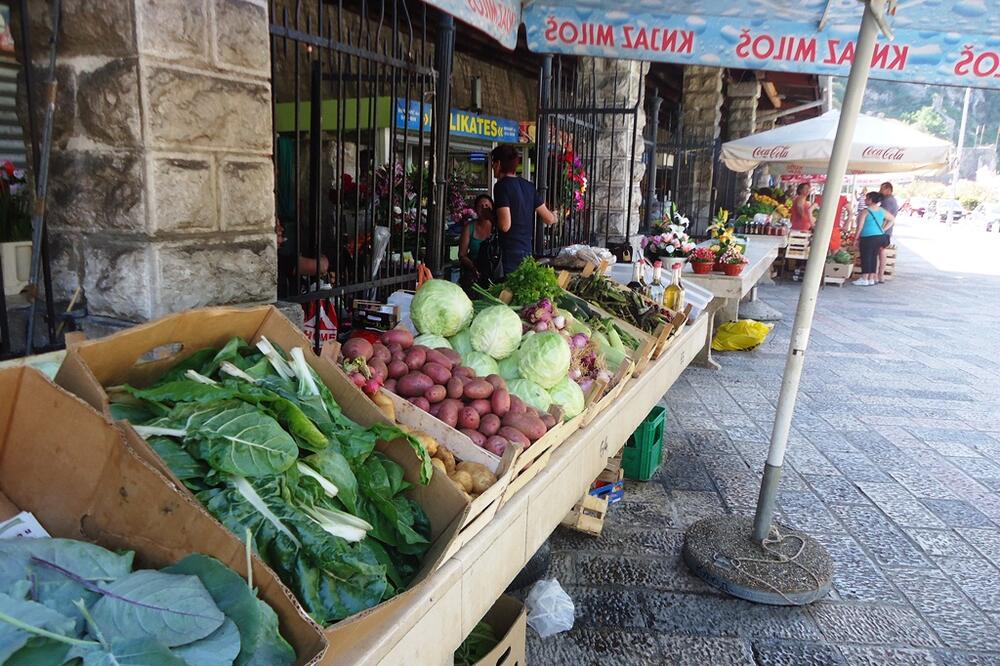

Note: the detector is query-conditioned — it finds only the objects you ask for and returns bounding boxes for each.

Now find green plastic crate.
[622,405,666,481]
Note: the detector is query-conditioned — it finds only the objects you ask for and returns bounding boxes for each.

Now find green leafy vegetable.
[489,257,561,306]
[507,379,552,413]
[517,331,572,389]
[454,620,498,666]
[411,279,474,336]
[469,305,523,360]
[461,350,500,378]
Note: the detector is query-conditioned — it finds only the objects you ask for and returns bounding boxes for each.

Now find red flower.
[2,161,14,178]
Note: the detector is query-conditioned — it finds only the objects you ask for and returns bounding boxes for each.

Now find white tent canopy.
[721,110,952,174]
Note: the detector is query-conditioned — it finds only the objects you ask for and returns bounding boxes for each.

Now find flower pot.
[713,261,725,272]
[722,263,745,277]
[1,240,32,296]
[691,261,714,274]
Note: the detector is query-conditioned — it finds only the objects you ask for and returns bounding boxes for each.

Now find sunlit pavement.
[527,216,1000,664]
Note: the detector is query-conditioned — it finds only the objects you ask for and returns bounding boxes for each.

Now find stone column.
[726,80,761,205]
[20,0,275,328]
[586,58,647,245]
[678,66,723,226]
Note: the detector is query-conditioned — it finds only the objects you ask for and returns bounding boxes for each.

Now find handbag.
[474,230,505,286]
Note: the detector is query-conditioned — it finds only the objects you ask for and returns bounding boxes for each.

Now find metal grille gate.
[268,0,438,350]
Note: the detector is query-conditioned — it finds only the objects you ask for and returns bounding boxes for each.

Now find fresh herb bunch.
[109,337,434,626]
[567,271,669,334]
[490,257,562,307]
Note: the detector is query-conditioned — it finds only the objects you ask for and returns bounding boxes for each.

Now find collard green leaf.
[170,618,239,666]
[0,592,79,663]
[162,554,294,666]
[89,571,225,648]
[6,636,72,665]
[192,404,298,477]
[69,637,186,666]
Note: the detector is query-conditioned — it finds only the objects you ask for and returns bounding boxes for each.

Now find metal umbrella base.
[683,515,833,606]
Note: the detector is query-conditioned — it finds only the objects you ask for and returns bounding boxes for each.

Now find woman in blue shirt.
[490,145,556,275]
[852,191,895,286]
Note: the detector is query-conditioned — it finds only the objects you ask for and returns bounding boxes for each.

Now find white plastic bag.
[387,290,417,335]
[525,579,575,638]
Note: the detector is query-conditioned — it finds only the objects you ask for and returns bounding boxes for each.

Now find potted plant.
[719,246,748,276]
[689,247,716,274]
[825,249,854,279]
[0,161,32,296]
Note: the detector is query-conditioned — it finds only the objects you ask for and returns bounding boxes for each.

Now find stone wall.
[18,0,275,324]
[725,80,761,205]
[678,66,723,225]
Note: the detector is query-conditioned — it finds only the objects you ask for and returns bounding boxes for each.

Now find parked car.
[904,197,929,217]
[935,198,965,223]
[971,202,1000,232]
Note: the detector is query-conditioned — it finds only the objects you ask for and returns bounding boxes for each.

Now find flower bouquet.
[689,246,717,274]
[559,149,588,220]
[641,227,695,263]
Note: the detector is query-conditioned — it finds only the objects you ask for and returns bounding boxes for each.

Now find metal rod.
[308,57,323,353]
[428,13,454,275]
[952,87,971,197]
[534,55,552,255]
[25,0,62,356]
[644,91,662,232]
[751,0,882,543]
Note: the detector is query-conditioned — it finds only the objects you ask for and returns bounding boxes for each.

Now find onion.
[597,370,612,383]
[553,315,566,329]
[538,298,553,312]
[579,378,594,394]
[534,321,549,332]
[568,367,582,380]
[571,333,588,349]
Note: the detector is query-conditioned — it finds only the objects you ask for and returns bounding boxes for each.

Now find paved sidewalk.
[528,221,1000,665]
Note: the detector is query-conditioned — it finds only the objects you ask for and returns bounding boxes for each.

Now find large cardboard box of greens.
[0,366,327,665]
[54,305,470,652]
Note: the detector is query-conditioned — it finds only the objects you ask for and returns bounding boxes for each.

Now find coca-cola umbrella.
[721,110,951,174]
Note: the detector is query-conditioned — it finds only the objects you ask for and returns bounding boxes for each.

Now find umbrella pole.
[751,0,882,542]
[684,0,885,606]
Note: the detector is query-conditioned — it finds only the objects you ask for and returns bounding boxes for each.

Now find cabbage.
[517,331,571,389]
[548,377,585,421]
[411,279,473,336]
[413,334,452,350]
[498,352,521,381]
[461,350,499,378]
[448,329,474,357]
[507,379,551,413]
[469,306,523,360]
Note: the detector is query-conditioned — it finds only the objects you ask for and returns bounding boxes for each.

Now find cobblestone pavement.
[527,221,1000,665]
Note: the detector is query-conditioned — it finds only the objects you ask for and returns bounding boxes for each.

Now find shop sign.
[394,99,521,142]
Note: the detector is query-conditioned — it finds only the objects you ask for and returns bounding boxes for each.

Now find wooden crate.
[596,456,624,485]
[499,412,583,506]
[560,493,609,537]
[784,231,812,260]
[581,358,634,427]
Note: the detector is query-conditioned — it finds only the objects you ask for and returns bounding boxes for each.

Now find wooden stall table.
[319,314,710,666]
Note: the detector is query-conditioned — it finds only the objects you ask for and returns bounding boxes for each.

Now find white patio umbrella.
[721,110,952,174]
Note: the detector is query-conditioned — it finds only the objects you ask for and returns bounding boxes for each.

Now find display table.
[322,313,710,666]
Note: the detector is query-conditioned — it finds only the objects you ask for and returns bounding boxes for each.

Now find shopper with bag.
[458,194,497,293]
[491,145,556,275]
[852,191,895,287]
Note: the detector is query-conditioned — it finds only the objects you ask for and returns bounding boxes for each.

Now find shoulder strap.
[866,210,883,231]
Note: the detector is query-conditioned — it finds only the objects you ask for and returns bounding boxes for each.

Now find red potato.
[387,342,403,355]
[458,407,481,431]
[391,350,406,364]
[460,428,486,446]
[424,349,454,371]
[499,426,530,449]
[437,400,460,428]
[388,360,409,379]
[490,389,510,417]
[463,379,493,401]
[485,374,506,391]
[384,378,397,392]
[502,412,547,442]
[549,405,565,423]
[424,385,447,404]
[469,399,492,416]
[525,407,539,419]
[508,395,526,415]
[429,402,442,417]
[404,347,427,371]
[408,396,431,412]
[368,359,388,383]
[422,362,451,385]
[371,343,391,364]
[382,328,414,349]
[540,412,557,429]
[342,338,373,361]
[446,377,464,400]
[438,348,462,365]
[479,413,501,437]
[453,366,475,379]
[397,372,434,398]
[484,436,509,456]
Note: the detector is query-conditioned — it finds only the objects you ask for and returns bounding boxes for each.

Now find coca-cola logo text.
[861,146,905,160]
[752,145,791,159]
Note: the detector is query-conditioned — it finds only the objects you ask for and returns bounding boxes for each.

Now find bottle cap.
[671,263,681,269]
[653,260,662,267]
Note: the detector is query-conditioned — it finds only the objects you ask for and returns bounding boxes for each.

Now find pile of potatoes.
[342,328,559,456]
[430,445,497,501]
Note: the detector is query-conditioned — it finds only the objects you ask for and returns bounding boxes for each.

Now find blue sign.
[394,99,522,143]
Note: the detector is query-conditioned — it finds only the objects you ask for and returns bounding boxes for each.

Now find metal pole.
[534,55,552,254]
[751,0,883,543]
[951,87,971,197]
[643,91,662,231]
[429,13,454,275]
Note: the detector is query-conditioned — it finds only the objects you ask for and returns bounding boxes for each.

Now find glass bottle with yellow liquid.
[663,262,685,312]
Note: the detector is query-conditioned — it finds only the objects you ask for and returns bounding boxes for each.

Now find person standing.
[491,145,556,275]
[878,182,898,279]
[458,194,495,293]
[790,182,818,232]
[852,191,895,286]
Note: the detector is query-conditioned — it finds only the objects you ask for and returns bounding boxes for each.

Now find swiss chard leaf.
[231,383,329,453]
[88,570,225,648]
[158,349,218,383]
[122,381,236,406]
[203,337,249,377]
[303,449,359,514]
[369,423,432,486]
[191,403,298,477]
[148,437,208,484]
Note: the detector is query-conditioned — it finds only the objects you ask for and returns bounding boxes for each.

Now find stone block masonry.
[726,80,761,206]
[16,0,276,325]
[678,66,723,226]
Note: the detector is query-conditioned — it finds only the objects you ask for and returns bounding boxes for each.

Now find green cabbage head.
[414,334,452,350]
[461,350,499,378]
[411,279,473,336]
[517,331,571,389]
[498,351,521,381]
[507,378,551,413]
[448,329,474,356]
[548,377,585,421]
[470,306,523,360]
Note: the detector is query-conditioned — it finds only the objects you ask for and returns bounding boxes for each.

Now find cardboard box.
[53,305,470,653]
[0,366,327,665]
[470,595,526,666]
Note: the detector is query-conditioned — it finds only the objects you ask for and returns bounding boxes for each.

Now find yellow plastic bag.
[711,319,773,352]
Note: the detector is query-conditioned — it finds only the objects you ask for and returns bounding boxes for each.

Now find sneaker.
[852,278,870,286]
